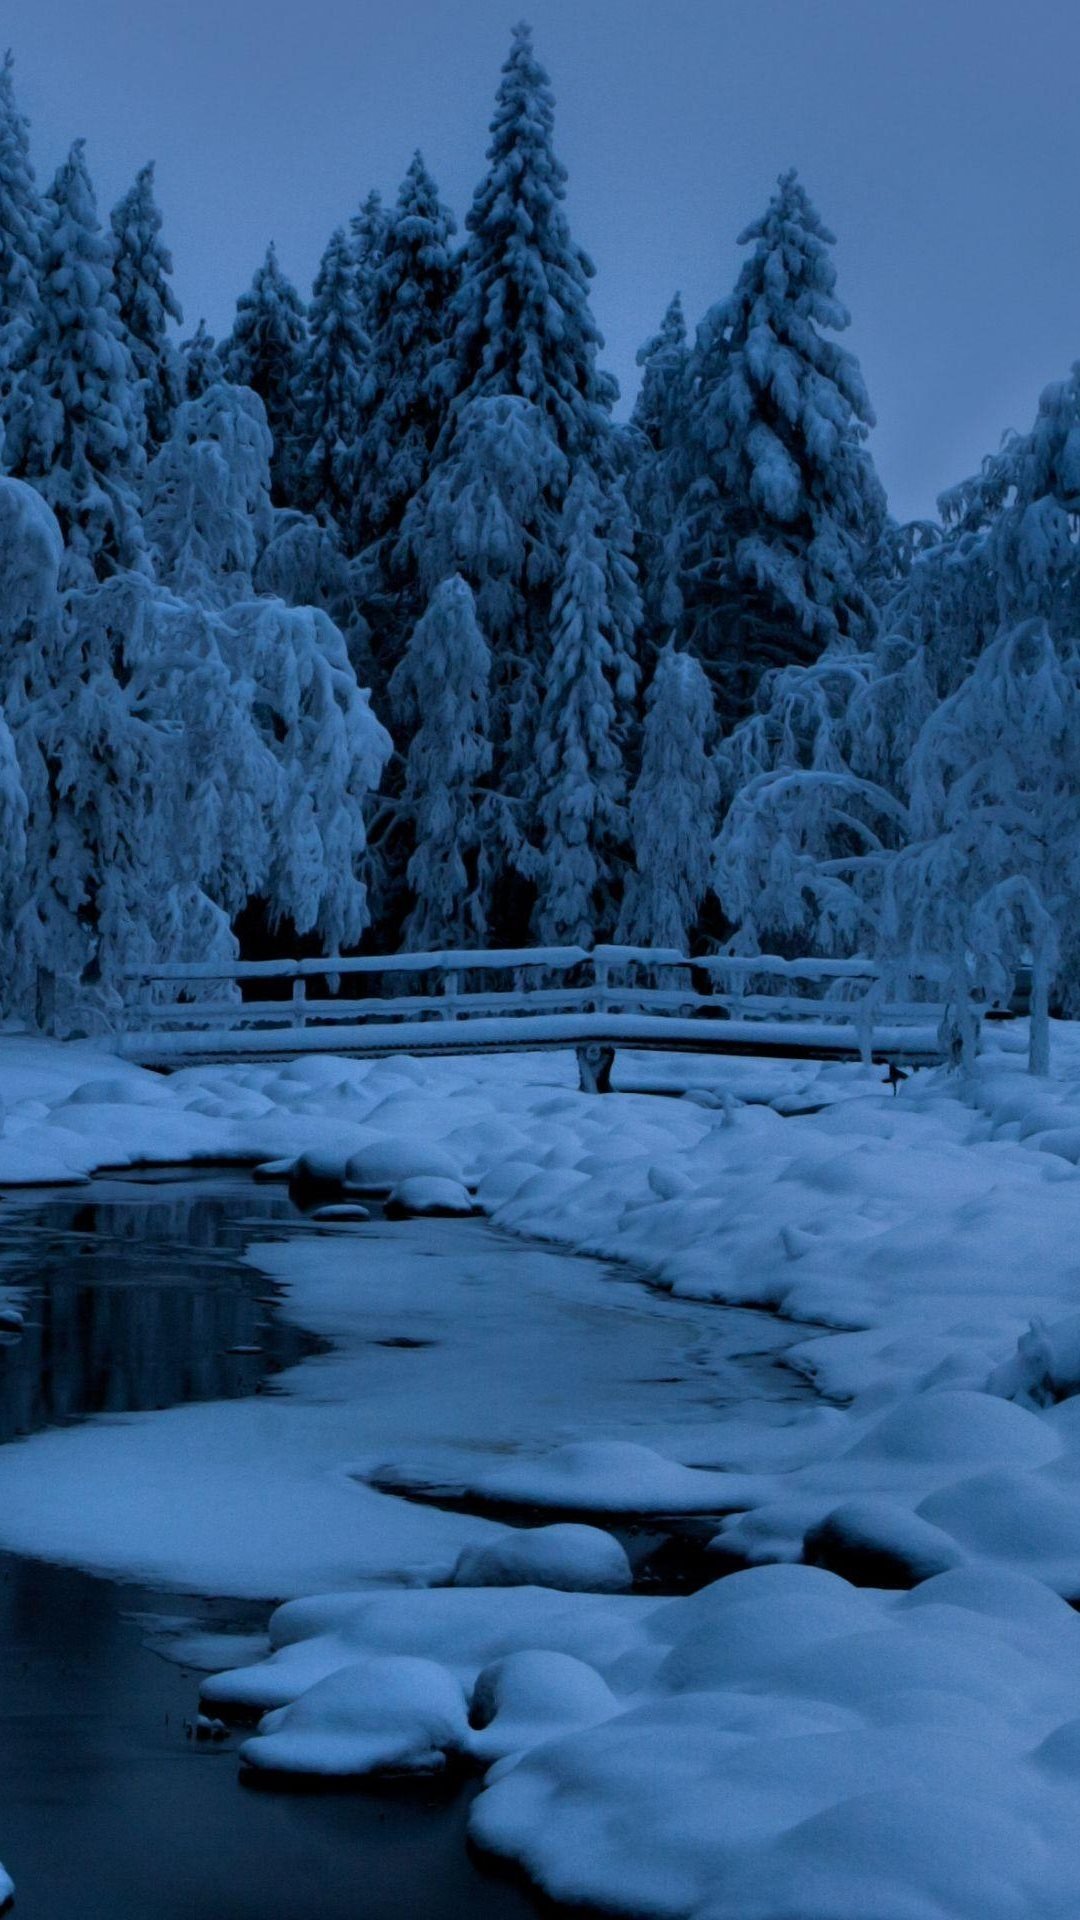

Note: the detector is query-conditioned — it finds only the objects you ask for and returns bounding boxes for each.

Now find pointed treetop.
[224,241,307,501]
[111,159,183,450]
[347,151,457,559]
[631,291,687,444]
[0,47,41,376]
[5,137,145,581]
[180,318,223,399]
[724,168,870,421]
[299,222,369,525]
[351,189,387,269]
[448,21,615,462]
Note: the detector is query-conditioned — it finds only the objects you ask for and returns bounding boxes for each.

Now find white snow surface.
[210,1561,1080,1919]
[6,1026,1080,1912]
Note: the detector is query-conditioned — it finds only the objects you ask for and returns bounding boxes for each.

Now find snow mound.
[450,1524,632,1593]
[447,1440,753,1515]
[468,1650,618,1761]
[240,1655,468,1776]
[386,1175,475,1218]
[804,1498,967,1586]
[213,1559,1080,1919]
[345,1140,466,1193]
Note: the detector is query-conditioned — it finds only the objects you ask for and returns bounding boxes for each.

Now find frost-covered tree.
[299,226,367,528]
[894,619,1080,1058]
[385,27,636,936]
[388,575,493,948]
[714,649,909,958]
[893,364,1080,702]
[110,161,183,452]
[224,244,307,503]
[0,446,389,1020]
[350,153,458,570]
[0,54,42,419]
[179,319,223,400]
[532,471,639,944]
[669,171,885,724]
[445,22,616,467]
[618,648,718,950]
[627,292,687,653]
[350,188,388,303]
[400,392,567,776]
[4,140,145,584]
[221,593,391,955]
[145,381,273,604]
[631,292,687,450]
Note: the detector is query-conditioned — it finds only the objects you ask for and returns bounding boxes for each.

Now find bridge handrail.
[116,946,950,989]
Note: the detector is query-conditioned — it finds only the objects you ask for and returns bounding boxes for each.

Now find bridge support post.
[577,1043,615,1094]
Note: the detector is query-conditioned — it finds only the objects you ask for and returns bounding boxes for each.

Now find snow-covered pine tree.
[669,171,885,725]
[618,647,718,950]
[110,161,183,453]
[631,292,687,450]
[532,470,640,945]
[388,574,493,948]
[446,21,615,466]
[144,380,274,605]
[350,152,458,580]
[895,618,1080,1062]
[4,140,145,585]
[223,244,307,504]
[350,188,388,304]
[179,319,223,400]
[627,292,687,656]
[892,363,1080,703]
[395,26,628,938]
[299,225,367,528]
[399,391,567,801]
[0,54,42,424]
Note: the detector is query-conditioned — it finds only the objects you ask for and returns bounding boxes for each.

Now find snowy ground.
[3,1026,1080,1914]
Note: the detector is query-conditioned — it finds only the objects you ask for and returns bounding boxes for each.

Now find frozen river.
[0,1170,818,1915]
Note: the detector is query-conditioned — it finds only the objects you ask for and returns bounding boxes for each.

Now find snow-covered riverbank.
[4,1028,1080,1916]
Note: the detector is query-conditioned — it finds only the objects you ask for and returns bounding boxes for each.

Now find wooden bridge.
[106,945,954,1086]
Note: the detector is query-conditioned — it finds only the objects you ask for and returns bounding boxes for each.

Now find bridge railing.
[112,945,950,1043]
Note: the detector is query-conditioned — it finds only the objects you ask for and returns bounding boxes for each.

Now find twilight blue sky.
[6,0,1079,522]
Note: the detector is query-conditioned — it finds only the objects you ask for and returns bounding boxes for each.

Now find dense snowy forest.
[0,25,1074,1026]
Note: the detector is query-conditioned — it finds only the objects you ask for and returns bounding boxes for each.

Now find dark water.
[0,1170,324,1442]
[0,1172,544,1920]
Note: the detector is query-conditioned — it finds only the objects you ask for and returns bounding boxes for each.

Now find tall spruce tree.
[350,152,457,577]
[0,54,42,420]
[179,318,223,400]
[445,21,615,465]
[618,647,718,949]
[350,188,388,301]
[628,292,688,655]
[223,243,307,504]
[388,575,493,949]
[110,161,183,453]
[631,291,687,448]
[532,470,639,945]
[669,171,885,724]
[4,140,145,584]
[396,25,630,940]
[299,226,367,529]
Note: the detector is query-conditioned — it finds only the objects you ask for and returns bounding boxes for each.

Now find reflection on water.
[0,1173,543,1920]
[0,1172,325,1443]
